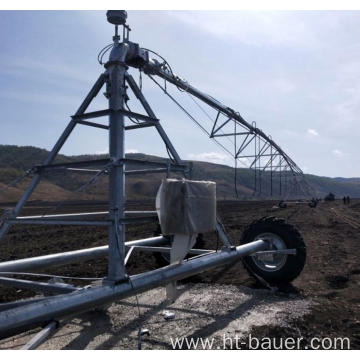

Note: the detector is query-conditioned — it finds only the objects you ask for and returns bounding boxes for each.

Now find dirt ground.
[0,284,311,350]
[0,199,359,349]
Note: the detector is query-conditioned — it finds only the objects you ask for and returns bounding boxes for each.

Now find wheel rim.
[252,232,288,272]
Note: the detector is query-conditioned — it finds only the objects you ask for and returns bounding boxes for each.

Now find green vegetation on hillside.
[0,145,359,202]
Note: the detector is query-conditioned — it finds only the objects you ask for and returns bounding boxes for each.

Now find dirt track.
[0,199,359,349]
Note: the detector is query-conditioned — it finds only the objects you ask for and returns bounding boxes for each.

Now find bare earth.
[0,199,359,349]
[0,284,311,350]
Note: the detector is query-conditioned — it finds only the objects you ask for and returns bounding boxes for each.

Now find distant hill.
[0,144,359,203]
[333,177,360,183]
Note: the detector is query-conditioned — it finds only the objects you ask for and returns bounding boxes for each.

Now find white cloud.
[307,128,319,136]
[171,11,315,48]
[96,148,139,155]
[188,151,230,165]
[187,152,252,168]
[273,78,295,93]
[332,99,360,124]
[332,149,343,156]
[331,149,350,157]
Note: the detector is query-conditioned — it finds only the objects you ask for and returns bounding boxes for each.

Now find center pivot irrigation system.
[0,11,307,349]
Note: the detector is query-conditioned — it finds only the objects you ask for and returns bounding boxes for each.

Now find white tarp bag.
[156,178,216,236]
[156,178,216,301]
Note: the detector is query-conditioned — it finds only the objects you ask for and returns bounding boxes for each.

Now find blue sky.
[0,10,359,177]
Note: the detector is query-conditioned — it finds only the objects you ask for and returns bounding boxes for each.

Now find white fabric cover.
[165,234,197,301]
[156,178,216,236]
[156,178,216,302]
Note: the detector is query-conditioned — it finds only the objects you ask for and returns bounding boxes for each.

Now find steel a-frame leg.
[0,73,107,243]
[125,73,232,248]
[125,73,182,164]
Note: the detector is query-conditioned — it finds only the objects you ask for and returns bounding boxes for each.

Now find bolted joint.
[104,61,129,70]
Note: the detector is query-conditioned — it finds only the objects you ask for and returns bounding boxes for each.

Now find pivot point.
[106,10,127,25]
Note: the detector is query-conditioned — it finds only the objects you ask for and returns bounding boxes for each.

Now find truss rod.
[0,277,79,294]
[76,120,109,130]
[238,153,276,159]
[125,123,155,130]
[36,158,188,172]
[7,219,111,226]
[16,211,157,219]
[249,143,271,168]
[7,216,157,226]
[236,135,256,157]
[72,108,159,123]
[211,118,231,136]
[144,59,304,176]
[21,321,58,350]
[212,132,251,138]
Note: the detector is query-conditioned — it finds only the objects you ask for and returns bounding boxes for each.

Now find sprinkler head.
[106,10,127,25]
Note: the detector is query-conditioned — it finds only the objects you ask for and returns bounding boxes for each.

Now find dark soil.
[0,199,359,349]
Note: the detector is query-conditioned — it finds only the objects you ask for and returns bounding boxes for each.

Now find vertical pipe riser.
[107,45,128,282]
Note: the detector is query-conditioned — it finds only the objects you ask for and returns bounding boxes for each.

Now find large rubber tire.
[240,216,306,285]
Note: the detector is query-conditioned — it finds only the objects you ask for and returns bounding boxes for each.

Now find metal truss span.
[142,58,314,199]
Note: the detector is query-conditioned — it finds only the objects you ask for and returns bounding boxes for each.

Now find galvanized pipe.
[16,212,109,219]
[107,41,128,282]
[0,239,268,338]
[15,211,157,220]
[0,297,53,312]
[0,277,79,294]
[32,217,156,226]
[0,236,168,273]
[7,219,111,226]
